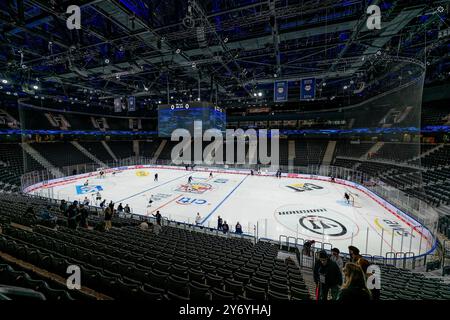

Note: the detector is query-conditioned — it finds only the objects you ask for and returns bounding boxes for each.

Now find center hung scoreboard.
[158,102,226,137]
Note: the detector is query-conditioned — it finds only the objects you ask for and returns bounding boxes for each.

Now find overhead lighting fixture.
[175,49,181,54]
[144,86,149,91]
[104,58,110,64]
[343,85,348,90]
[33,85,39,90]
[1,79,8,84]
[258,92,263,97]
[224,37,229,43]
[197,97,201,101]
[13,92,18,96]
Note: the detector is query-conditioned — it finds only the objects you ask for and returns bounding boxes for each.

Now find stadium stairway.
[70,141,107,168]
[321,141,337,166]
[101,141,118,161]
[362,142,385,160]
[408,144,444,164]
[20,143,64,178]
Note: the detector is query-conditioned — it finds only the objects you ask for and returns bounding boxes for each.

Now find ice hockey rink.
[25,166,436,258]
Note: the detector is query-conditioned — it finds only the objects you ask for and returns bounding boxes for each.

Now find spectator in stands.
[67,202,79,229]
[79,204,89,228]
[317,250,342,300]
[303,240,315,257]
[38,205,57,226]
[117,203,124,213]
[139,220,149,231]
[99,199,106,209]
[348,246,370,273]
[222,221,229,234]
[59,200,67,214]
[152,222,162,235]
[337,263,372,301]
[152,210,162,226]
[235,222,243,234]
[108,201,114,211]
[83,197,90,206]
[104,207,113,231]
[313,255,322,300]
[195,212,202,225]
[217,216,223,230]
[348,246,362,263]
[124,204,131,214]
[24,206,37,221]
[330,248,344,273]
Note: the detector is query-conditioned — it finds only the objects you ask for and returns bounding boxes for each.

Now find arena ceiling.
[0,0,450,109]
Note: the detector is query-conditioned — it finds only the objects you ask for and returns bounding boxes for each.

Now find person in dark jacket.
[317,250,343,300]
[24,206,37,221]
[222,221,229,234]
[338,262,372,301]
[67,202,79,229]
[79,204,89,228]
[217,216,223,230]
[59,200,67,214]
[152,210,162,226]
[235,222,243,234]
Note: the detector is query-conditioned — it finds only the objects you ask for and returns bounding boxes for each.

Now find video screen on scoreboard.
[158,102,226,137]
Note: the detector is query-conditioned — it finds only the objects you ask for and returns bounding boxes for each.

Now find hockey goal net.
[348,192,362,208]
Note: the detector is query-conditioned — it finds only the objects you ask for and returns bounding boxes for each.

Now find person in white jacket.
[195,212,202,225]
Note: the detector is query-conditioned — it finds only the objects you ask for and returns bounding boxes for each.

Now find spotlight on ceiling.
[33,85,39,90]
[104,58,110,64]
[224,37,229,43]
[258,92,263,97]
[343,85,348,90]
[1,79,8,84]
[175,49,181,54]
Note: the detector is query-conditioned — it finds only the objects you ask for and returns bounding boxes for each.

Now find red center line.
[147,194,183,215]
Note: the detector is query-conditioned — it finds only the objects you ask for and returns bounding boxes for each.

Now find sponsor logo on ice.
[76,185,103,195]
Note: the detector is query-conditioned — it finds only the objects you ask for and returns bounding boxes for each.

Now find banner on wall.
[300,78,316,100]
[114,98,122,112]
[127,96,136,111]
[274,81,288,102]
